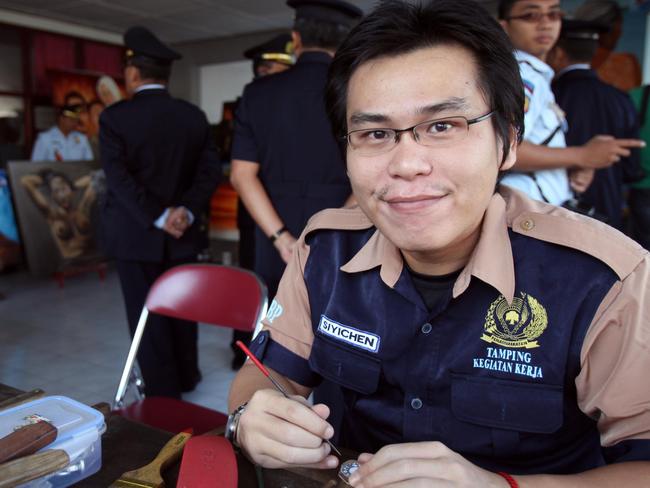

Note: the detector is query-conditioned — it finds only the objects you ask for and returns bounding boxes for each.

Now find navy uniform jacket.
[99,88,221,262]
[231,51,351,294]
[251,187,650,474]
[552,67,641,229]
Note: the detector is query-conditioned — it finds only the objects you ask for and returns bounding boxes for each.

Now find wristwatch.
[225,402,247,448]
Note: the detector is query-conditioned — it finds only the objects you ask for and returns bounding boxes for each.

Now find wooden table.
[0,384,351,487]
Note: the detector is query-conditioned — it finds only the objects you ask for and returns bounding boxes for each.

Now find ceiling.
[0,0,381,45]
[0,0,624,46]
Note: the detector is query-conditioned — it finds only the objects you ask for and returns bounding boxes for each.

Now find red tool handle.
[235,340,271,377]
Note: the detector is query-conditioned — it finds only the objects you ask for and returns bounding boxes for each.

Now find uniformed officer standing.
[100,26,220,398]
[498,0,643,206]
[31,92,93,162]
[227,1,650,485]
[549,19,642,229]
[230,0,362,301]
[231,33,294,370]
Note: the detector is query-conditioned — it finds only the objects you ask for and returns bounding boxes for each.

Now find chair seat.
[115,397,228,435]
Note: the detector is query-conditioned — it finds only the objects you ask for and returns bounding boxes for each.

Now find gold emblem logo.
[481,293,547,348]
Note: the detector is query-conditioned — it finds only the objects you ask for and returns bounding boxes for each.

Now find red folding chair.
[112,264,267,434]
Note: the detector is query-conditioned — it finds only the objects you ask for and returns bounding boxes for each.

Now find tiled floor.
[0,266,237,413]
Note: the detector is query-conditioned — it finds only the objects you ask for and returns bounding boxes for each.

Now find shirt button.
[410,397,423,410]
[520,219,535,231]
[421,323,432,334]
[258,334,266,344]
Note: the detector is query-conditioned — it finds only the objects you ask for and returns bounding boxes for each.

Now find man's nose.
[387,135,433,180]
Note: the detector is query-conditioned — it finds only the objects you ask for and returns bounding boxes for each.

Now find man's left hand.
[569,168,594,194]
[348,442,508,488]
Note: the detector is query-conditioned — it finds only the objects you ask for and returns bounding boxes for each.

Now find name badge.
[318,315,380,353]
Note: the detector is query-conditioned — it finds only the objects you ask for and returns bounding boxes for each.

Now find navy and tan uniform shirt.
[231,51,350,296]
[250,186,650,475]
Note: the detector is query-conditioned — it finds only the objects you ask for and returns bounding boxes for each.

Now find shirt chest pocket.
[451,373,563,434]
[309,336,381,394]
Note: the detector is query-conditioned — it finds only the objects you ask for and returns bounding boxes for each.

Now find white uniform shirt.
[30,126,93,162]
[501,50,571,206]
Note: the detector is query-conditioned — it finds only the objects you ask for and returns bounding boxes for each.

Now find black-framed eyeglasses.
[506,11,564,23]
[344,111,494,156]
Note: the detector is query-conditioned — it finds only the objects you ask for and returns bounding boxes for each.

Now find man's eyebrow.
[417,98,470,116]
[348,98,471,128]
[348,112,389,126]
[517,2,561,10]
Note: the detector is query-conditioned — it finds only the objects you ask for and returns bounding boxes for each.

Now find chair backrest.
[146,264,267,332]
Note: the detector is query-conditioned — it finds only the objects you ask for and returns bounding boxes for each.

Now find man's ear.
[499,127,519,172]
[499,19,509,33]
[291,31,303,56]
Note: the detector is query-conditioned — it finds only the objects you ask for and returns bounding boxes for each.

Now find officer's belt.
[267,182,349,199]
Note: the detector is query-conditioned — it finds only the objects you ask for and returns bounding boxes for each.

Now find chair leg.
[113,308,149,409]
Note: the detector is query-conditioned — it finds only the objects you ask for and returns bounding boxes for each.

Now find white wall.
[199,61,252,123]
[0,8,121,44]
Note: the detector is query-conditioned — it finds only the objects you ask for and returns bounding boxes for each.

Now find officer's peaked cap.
[287,0,363,27]
[243,33,294,65]
[124,26,182,65]
[560,18,609,41]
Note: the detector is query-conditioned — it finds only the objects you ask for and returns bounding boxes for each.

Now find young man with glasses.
[498,0,643,206]
[228,1,650,485]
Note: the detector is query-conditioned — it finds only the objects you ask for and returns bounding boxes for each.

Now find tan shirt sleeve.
[576,255,650,446]
[260,234,315,360]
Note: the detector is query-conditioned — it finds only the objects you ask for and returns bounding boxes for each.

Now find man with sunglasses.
[498,0,644,206]
[228,0,650,486]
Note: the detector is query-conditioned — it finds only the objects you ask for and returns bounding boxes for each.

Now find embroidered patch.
[318,315,380,353]
[523,79,535,95]
[480,292,548,348]
[266,299,283,323]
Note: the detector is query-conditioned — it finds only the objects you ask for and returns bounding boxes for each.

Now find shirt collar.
[556,63,591,78]
[135,83,166,93]
[514,49,555,83]
[52,126,79,140]
[340,192,515,303]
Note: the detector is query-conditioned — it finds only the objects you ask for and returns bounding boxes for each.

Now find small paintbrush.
[235,340,342,457]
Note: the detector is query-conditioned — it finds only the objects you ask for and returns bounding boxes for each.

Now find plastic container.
[0,395,106,487]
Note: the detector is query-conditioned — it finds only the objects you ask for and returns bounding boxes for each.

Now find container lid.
[0,396,105,460]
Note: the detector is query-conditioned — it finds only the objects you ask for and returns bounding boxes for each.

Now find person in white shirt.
[31,91,93,162]
[498,0,644,206]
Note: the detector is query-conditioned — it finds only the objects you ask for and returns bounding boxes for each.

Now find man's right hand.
[273,231,297,264]
[580,135,645,169]
[236,389,339,469]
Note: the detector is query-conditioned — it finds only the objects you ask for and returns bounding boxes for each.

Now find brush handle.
[0,420,58,464]
[122,431,191,486]
[0,389,45,411]
[0,449,69,488]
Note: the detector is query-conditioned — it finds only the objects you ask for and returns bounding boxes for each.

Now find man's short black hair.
[325,0,524,164]
[128,58,171,82]
[556,38,598,63]
[293,17,352,50]
[497,0,518,19]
